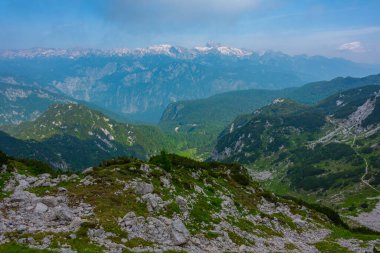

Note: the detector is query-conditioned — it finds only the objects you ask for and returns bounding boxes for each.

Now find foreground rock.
[351,200,380,232]
[0,171,92,243]
[1,155,380,252]
[119,212,190,246]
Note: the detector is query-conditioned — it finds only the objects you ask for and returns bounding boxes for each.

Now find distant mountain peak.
[194,43,252,57]
[0,44,254,59]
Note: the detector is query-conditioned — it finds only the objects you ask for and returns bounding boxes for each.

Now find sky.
[0,0,380,63]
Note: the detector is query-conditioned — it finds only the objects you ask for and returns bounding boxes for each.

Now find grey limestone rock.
[135,181,154,195]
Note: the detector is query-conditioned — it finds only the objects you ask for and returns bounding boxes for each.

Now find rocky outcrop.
[119,212,190,246]
[88,228,126,253]
[0,172,92,237]
[134,181,154,195]
[351,200,380,232]
[1,158,379,253]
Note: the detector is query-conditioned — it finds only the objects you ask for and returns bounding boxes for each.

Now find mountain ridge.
[159,74,380,158]
[2,45,379,122]
[0,103,174,170]
[211,85,380,227]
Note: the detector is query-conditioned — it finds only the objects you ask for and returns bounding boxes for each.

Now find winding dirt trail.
[351,136,380,193]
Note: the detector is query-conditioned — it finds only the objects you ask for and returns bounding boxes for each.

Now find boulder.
[41,196,58,207]
[140,164,150,174]
[170,218,190,245]
[293,218,307,228]
[80,175,94,186]
[119,212,190,247]
[34,202,49,213]
[135,182,154,195]
[175,196,187,212]
[160,177,171,188]
[14,179,30,192]
[10,190,36,203]
[4,179,17,192]
[142,193,165,212]
[82,167,93,174]
[1,164,7,173]
[50,206,74,222]
[0,221,6,232]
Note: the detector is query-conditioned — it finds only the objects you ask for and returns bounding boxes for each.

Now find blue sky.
[1,0,380,63]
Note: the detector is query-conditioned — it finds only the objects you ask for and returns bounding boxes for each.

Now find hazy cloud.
[102,0,263,32]
[1,0,380,63]
[338,41,365,52]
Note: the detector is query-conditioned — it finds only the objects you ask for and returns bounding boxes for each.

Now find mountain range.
[1,45,380,250]
[1,44,379,122]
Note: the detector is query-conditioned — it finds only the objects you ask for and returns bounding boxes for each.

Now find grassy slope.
[159,74,380,159]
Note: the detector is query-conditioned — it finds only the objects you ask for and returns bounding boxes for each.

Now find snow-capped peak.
[0,44,252,59]
[194,44,252,57]
[216,46,252,57]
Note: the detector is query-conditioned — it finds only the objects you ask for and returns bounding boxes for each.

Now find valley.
[1,46,379,122]
[1,47,380,253]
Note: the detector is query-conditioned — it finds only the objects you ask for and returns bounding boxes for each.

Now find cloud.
[338,41,365,52]
[102,0,263,32]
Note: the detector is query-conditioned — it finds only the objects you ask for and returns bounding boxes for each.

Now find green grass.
[176,148,200,160]
[205,231,219,239]
[285,242,297,251]
[68,222,104,253]
[329,226,380,242]
[0,243,53,252]
[124,237,155,248]
[0,171,12,200]
[314,241,354,253]
[227,231,253,246]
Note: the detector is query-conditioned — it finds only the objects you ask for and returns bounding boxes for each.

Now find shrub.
[19,158,56,176]
[0,151,8,165]
[360,203,369,209]
[231,173,250,186]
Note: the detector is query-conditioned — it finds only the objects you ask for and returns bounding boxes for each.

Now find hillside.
[159,74,380,159]
[288,74,380,104]
[0,83,133,126]
[211,85,380,227]
[0,83,74,125]
[0,152,379,252]
[1,46,379,122]
[0,104,173,170]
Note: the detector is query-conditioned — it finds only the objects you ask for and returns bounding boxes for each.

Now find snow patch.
[336,100,344,106]
[272,98,285,104]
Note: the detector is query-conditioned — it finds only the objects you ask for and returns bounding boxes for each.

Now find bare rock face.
[118,212,190,246]
[351,201,380,232]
